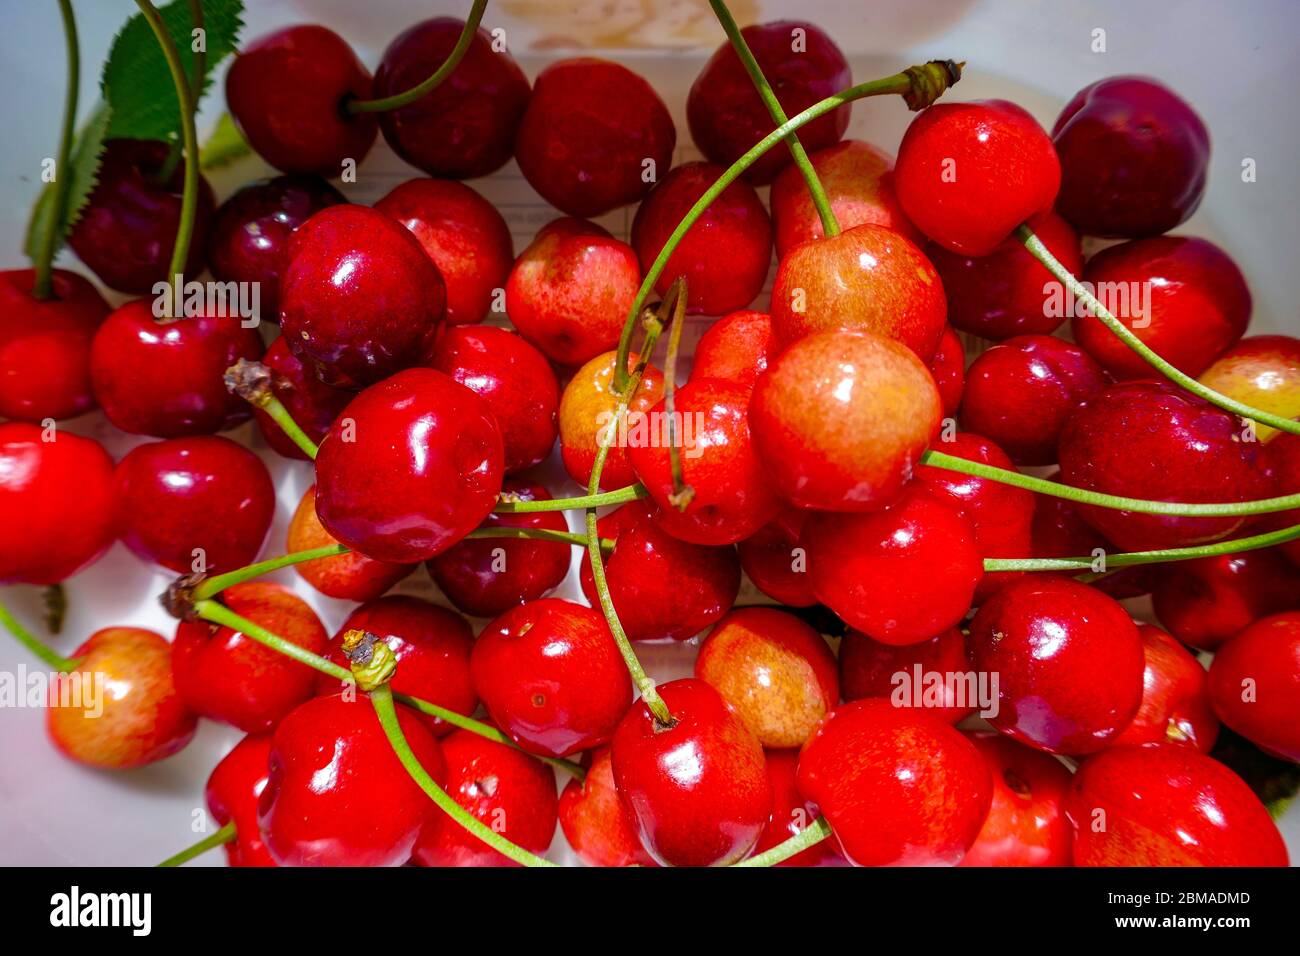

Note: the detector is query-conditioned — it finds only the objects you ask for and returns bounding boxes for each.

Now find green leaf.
[23,101,111,263]
[199,111,251,170]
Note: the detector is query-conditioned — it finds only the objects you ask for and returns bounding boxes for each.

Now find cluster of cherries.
[1,9,1299,869]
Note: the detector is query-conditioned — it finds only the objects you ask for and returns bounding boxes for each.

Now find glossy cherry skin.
[0,423,115,585]
[926,211,1082,340]
[960,335,1108,466]
[113,436,275,574]
[749,330,942,512]
[252,337,353,460]
[1199,335,1300,442]
[687,21,850,185]
[631,162,772,316]
[505,218,642,367]
[1058,380,1272,550]
[928,325,965,418]
[690,309,774,392]
[1073,237,1251,380]
[0,269,109,421]
[412,728,558,867]
[259,693,445,867]
[47,627,198,770]
[896,100,1060,256]
[1151,549,1300,651]
[736,509,816,607]
[1053,76,1210,238]
[317,596,477,738]
[515,58,675,218]
[579,500,741,643]
[694,607,838,749]
[755,749,843,867]
[968,578,1144,755]
[798,699,992,866]
[770,224,946,361]
[225,25,377,176]
[612,678,770,867]
[173,582,329,734]
[206,734,277,867]
[472,598,632,758]
[559,350,664,491]
[287,485,415,601]
[314,368,504,563]
[804,486,983,645]
[839,626,973,724]
[559,745,656,868]
[207,175,346,319]
[1112,624,1218,752]
[68,139,215,294]
[427,325,558,473]
[1208,612,1300,762]
[1065,743,1287,866]
[375,178,514,327]
[373,17,530,179]
[958,731,1072,867]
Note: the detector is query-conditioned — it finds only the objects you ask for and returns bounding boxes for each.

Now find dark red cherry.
[958,731,1072,867]
[755,749,844,867]
[928,324,965,418]
[736,509,816,607]
[206,734,277,867]
[1151,549,1300,651]
[1208,611,1300,762]
[1030,469,1111,560]
[287,485,416,601]
[690,309,774,392]
[1112,624,1218,752]
[839,626,973,724]
[252,337,353,460]
[1265,433,1300,568]
[559,745,655,868]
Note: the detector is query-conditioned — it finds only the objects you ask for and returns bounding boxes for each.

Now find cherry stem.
[0,599,79,672]
[347,0,489,113]
[707,0,839,237]
[731,815,833,867]
[31,0,80,301]
[659,278,694,509]
[225,358,321,459]
[156,820,235,868]
[494,484,648,513]
[191,544,349,600]
[1017,224,1300,438]
[467,526,616,552]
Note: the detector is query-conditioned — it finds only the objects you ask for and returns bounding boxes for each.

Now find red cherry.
[287,485,415,601]
[1053,76,1210,238]
[958,731,1073,867]
[514,58,675,218]
[927,324,965,418]
[225,25,377,176]
[252,337,353,461]
[687,20,850,185]
[0,269,109,421]
[1208,611,1300,762]
[1065,743,1287,866]
[611,678,770,867]
[559,350,664,491]
[689,309,774,392]
[373,17,530,180]
[375,179,514,327]
[1030,469,1111,560]
[114,435,275,574]
[1264,433,1300,568]
[797,698,992,866]
[173,582,329,734]
[755,749,843,867]
[259,693,445,867]
[314,368,504,563]
[839,626,973,724]
[735,509,815,607]
[205,734,277,867]
[558,745,655,868]
[1151,549,1300,651]
[968,578,1145,754]
[0,423,115,585]
[1112,624,1218,752]
[896,99,1060,256]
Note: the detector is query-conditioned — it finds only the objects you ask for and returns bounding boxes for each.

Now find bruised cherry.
[839,626,973,724]
[287,485,415,602]
[1208,611,1300,762]
[559,745,655,868]
[558,350,664,491]
[205,734,276,867]
[1112,624,1218,752]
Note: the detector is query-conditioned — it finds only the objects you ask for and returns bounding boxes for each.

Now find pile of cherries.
[1,9,1299,869]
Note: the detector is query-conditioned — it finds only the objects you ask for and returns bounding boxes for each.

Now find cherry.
[631,161,772,316]
[505,218,642,367]
[925,211,1082,340]
[579,500,741,643]
[1065,743,1288,866]
[1199,335,1300,441]
[968,577,1145,755]
[514,58,675,218]
[839,626,973,724]
[770,139,919,256]
[225,25,377,176]
[559,350,664,491]
[803,487,982,644]
[173,582,329,734]
[928,324,965,418]
[412,727,558,867]
[1031,469,1110,561]
[896,99,1060,257]
[259,693,445,867]
[611,678,770,867]
[374,178,514,327]
[0,423,115,585]
[68,139,215,294]
[287,485,415,601]
[1073,237,1251,379]
[960,334,1108,466]
[314,368,504,563]
[689,309,774,392]
[687,20,850,185]
[1112,624,1218,752]
[558,745,655,868]
[427,325,558,473]
[114,435,275,574]
[372,17,531,180]
[279,205,446,388]
[755,749,844,867]
[1265,433,1300,568]
[735,509,815,607]
[0,269,109,421]
[47,627,197,770]
[769,224,946,361]
[958,731,1072,868]
[1053,76,1210,238]
[206,734,276,867]
[749,330,942,511]
[317,596,477,738]
[252,337,353,460]
[1151,549,1300,651]
[694,607,837,748]
[472,598,631,758]
[1208,611,1300,762]
[207,175,346,320]
[797,699,992,866]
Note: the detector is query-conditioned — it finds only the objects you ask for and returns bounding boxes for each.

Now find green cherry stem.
[191,544,349,600]
[31,0,80,300]
[1018,224,1300,438]
[224,359,320,459]
[732,816,834,867]
[156,820,236,868]
[0,599,79,672]
[494,484,648,513]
